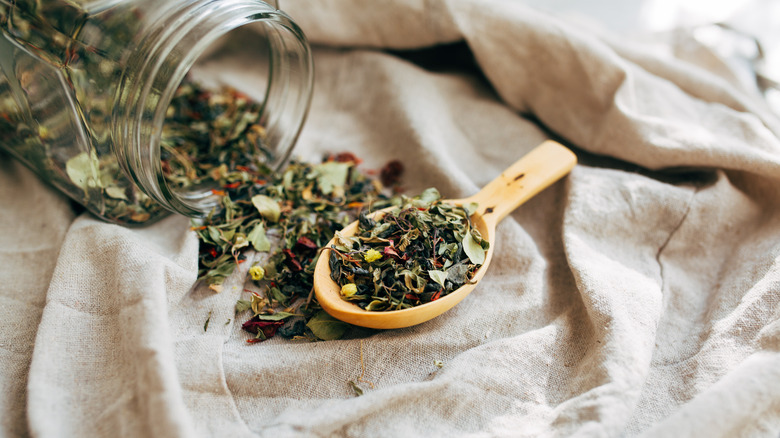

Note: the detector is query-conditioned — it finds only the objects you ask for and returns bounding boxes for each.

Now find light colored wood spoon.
[313,140,577,329]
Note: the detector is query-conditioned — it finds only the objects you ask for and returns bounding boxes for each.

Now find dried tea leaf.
[349,380,364,397]
[251,194,281,222]
[463,230,486,265]
[446,263,470,285]
[313,161,350,195]
[428,270,448,288]
[204,311,212,332]
[65,151,101,190]
[365,300,390,311]
[247,222,271,252]
[418,187,441,204]
[463,202,479,216]
[207,226,223,244]
[232,233,249,250]
[105,186,128,200]
[235,299,252,313]
[306,311,349,341]
[254,312,297,321]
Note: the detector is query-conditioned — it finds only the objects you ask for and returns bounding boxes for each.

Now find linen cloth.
[2,0,780,436]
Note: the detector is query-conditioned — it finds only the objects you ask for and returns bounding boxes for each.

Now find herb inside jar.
[0,2,279,225]
[161,80,273,192]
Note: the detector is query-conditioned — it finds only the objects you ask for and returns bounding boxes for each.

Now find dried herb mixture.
[193,153,404,341]
[161,81,272,192]
[328,189,488,311]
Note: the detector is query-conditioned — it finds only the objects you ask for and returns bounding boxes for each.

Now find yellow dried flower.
[249,265,265,281]
[341,283,358,297]
[364,249,382,263]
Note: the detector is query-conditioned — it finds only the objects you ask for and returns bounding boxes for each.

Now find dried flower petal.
[249,266,265,281]
[364,249,382,263]
[341,283,358,297]
[241,318,285,341]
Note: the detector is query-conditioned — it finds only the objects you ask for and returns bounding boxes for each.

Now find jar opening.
[116,1,313,218]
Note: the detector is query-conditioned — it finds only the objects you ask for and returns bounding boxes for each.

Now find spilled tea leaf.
[306,311,350,341]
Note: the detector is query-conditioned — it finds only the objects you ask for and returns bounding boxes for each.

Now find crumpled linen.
[2,1,780,437]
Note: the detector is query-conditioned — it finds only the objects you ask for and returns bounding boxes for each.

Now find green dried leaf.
[247,222,271,252]
[204,311,212,332]
[251,194,281,222]
[418,187,441,204]
[233,233,249,250]
[306,311,349,341]
[105,186,128,200]
[366,300,390,311]
[446,263,470,285]
[65,151,101,190]
[428,270,448,288]
[313,161,350,195]
[349,380,364,397]
[235,299,252,313]
[463,230,486,265]
[203,260,236,285]
[254,311,296,321]
[207,226,223,244]
[268,286,287,305]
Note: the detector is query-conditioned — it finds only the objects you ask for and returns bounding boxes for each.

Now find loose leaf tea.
[161,81,273,193]
[193,154,404,341]
[328,189,488,311]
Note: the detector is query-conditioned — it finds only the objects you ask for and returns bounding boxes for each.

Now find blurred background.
[522,0,780,114]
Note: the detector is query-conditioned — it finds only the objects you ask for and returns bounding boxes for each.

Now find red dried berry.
[380,160,404,186]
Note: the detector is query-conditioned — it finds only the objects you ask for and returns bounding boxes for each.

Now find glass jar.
[0,0,313,225]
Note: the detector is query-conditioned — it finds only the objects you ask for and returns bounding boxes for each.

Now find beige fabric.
[2,0,780,436]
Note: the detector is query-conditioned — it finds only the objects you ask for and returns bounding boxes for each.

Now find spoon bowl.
[313,140,577,329]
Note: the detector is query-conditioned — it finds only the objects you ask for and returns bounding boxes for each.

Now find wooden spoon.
[313,140,577,329]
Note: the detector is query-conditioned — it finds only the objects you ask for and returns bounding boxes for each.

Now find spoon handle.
[466,141,577,226]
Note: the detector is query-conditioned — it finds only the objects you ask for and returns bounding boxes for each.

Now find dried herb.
[193,154,403,341]
[328,188,488,311]
[306,311,350,341]
[348,380,364,397]
[204,311,212,332]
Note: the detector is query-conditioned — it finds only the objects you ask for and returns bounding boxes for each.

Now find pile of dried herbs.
[193,152,404,341]
[328,189,488,311]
